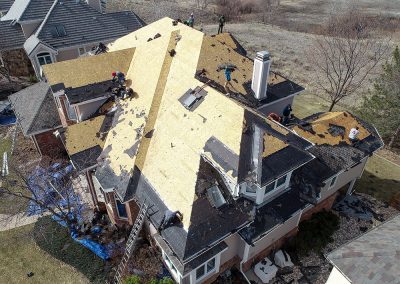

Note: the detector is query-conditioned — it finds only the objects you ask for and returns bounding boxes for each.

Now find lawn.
[0,217,108,284]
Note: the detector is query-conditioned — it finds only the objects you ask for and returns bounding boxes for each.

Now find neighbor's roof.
[0,0,30,21]
[19,0,54,21]
[22,0,144,54]
[327,215,400,284]
[9,81,61,136]
[0,0,13,12]
[63,114,113,171]
[0,20,26,50]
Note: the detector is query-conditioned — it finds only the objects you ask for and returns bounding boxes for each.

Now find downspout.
[239,261,251,284]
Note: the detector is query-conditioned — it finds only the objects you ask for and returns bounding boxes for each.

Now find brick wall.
[242,227,298,272]
[127,200,140,225]
[33,130,66,158]
[1,49,34,77]
[300,192,338,222]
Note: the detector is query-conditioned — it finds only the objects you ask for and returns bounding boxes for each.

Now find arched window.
[37,52,52,66]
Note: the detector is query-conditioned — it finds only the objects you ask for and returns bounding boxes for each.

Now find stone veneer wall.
[1,48,34,77]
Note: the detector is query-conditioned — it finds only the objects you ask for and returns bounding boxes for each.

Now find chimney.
[251,51,271,100]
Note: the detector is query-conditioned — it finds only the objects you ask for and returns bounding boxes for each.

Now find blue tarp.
[53,214,111,260]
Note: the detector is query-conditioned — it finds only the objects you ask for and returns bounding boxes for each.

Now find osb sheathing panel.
[137,24,245,230]
[293,112,370,145]
[262,133,288,157]
[65,115,106,155]
[100,31,173,178]
[213,33,240,51]
[43,48,135,88]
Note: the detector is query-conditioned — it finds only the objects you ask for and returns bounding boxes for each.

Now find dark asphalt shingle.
[9,81,61,135]
[0,20,26,50]
[0,0,13,11]
[19,0,54,21]
[37,1,144,50]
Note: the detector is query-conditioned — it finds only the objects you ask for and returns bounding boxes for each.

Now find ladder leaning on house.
[114,202,149,284]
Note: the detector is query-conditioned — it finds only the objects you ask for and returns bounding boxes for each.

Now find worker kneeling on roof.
[112,71,126,85]
[349,126,360,143]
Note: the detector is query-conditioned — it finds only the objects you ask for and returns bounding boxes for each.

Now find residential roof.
[62,114,113,171]
[195,35,304,108]
[0,0,30,21]
[326,215,400,284]
[20,0,54,21]
[9,81,61,136]
[0,20,26,50]
[36,0,144,50]
[212,33,247,57]
[44,48,135,103]
[0,0,13,12]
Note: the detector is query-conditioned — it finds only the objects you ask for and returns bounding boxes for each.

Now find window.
[163,252,179,279]
[264,182,275,194]
[78,47,86,56]
[62,98,77,120]
[115,198,128,219]
[196,257,216,281]
[276,175,287,188]
[37,52,52,66]
[49,25,67,38]
[329,176,337,188]
[245,183,257,194]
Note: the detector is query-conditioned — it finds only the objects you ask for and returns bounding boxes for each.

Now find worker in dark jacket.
[282,104,292,125]
[218,15,225,34]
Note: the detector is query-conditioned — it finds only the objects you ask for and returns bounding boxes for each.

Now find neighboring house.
[0,0,12,15]
[9,81,63,157]
[41,18,383,284]
[326,215,400,284]
[0,0,144,78]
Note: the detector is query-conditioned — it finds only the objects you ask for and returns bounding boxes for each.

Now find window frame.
[195,257,216,282]
[162,251,180,281]
[78,46,86,56]
[264,174,288,197]
[37,52,53,66]
[115,197,128,219]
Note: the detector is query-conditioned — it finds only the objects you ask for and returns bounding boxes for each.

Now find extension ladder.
[114,202,148,284]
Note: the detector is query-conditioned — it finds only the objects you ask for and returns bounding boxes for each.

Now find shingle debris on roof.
[9,81,61,136]
[327,215,400,284]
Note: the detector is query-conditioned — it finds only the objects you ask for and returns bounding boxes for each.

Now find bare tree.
[259,0,280,24]
[194,0,209,10]
[309,9,389,111]
[0,160,86,231]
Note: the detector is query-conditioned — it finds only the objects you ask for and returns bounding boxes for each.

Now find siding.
[76,98,107,121]
[257,96,295,116]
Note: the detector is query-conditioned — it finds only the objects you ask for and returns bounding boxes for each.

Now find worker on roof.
[224,66,232,93]
[112,71,125,85]
[349,126,360,144]
[282,104,292,125]
[218,15,225,34]
[187,12,194,27]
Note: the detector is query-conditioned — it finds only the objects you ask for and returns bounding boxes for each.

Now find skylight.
[49,25,67,38]
[178,87,208,111]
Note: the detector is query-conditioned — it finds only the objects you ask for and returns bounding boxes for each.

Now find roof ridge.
[34,0,58,38]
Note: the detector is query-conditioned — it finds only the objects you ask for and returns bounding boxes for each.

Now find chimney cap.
[256,51,270,61]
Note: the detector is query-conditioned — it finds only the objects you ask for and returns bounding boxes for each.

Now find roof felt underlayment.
[293,112,369,146]
[44,48,135,89]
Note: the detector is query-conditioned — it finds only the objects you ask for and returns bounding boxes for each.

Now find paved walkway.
[0,212,48,232]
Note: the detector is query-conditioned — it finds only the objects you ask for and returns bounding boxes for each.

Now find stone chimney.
[251,51,271,100]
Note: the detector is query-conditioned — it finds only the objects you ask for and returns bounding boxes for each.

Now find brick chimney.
[251,51,271,100]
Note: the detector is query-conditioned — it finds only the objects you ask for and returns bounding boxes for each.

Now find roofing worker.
[349,126,360,143]
[218,15,225,34]
[224,66,232,93]
[282,104,292,125]
[112,71,125,85]
[188,13,194,28]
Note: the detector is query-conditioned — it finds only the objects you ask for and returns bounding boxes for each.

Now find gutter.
[239,260,251,284]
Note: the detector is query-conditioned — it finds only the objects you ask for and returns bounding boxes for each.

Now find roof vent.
[207,186,227,209]
[179,86,208,111]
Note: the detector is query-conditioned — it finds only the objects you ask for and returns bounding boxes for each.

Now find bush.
[124,275,141,284]
[291,210,339,255]
[158,277,175,284]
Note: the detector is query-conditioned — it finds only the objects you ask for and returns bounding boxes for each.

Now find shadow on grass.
[355,170,400,203]
[32,216,109,283]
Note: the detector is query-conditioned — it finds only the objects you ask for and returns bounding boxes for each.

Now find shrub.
[158,277,175,284]
[291,210,339,255]
[124,275,141,284]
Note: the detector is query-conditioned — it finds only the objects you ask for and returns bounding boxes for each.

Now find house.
[326,215,400,284]
[0,0,144,78]
[0,0,12,15]
[9,81,63,157]
[41,18,383,284]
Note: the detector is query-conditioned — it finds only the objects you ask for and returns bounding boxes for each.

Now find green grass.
[0,223,90,284]
[0,135,29,215]
[355,155,400,202]
[293,92,400,203]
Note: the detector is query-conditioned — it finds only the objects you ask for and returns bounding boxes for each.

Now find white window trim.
[263,174,288,198]
[115,197,128,220]
[63,98,77,121]
[37,52,53,66]
[194,256,218,283]
[162,251,181,282]
[329,175,338,189]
